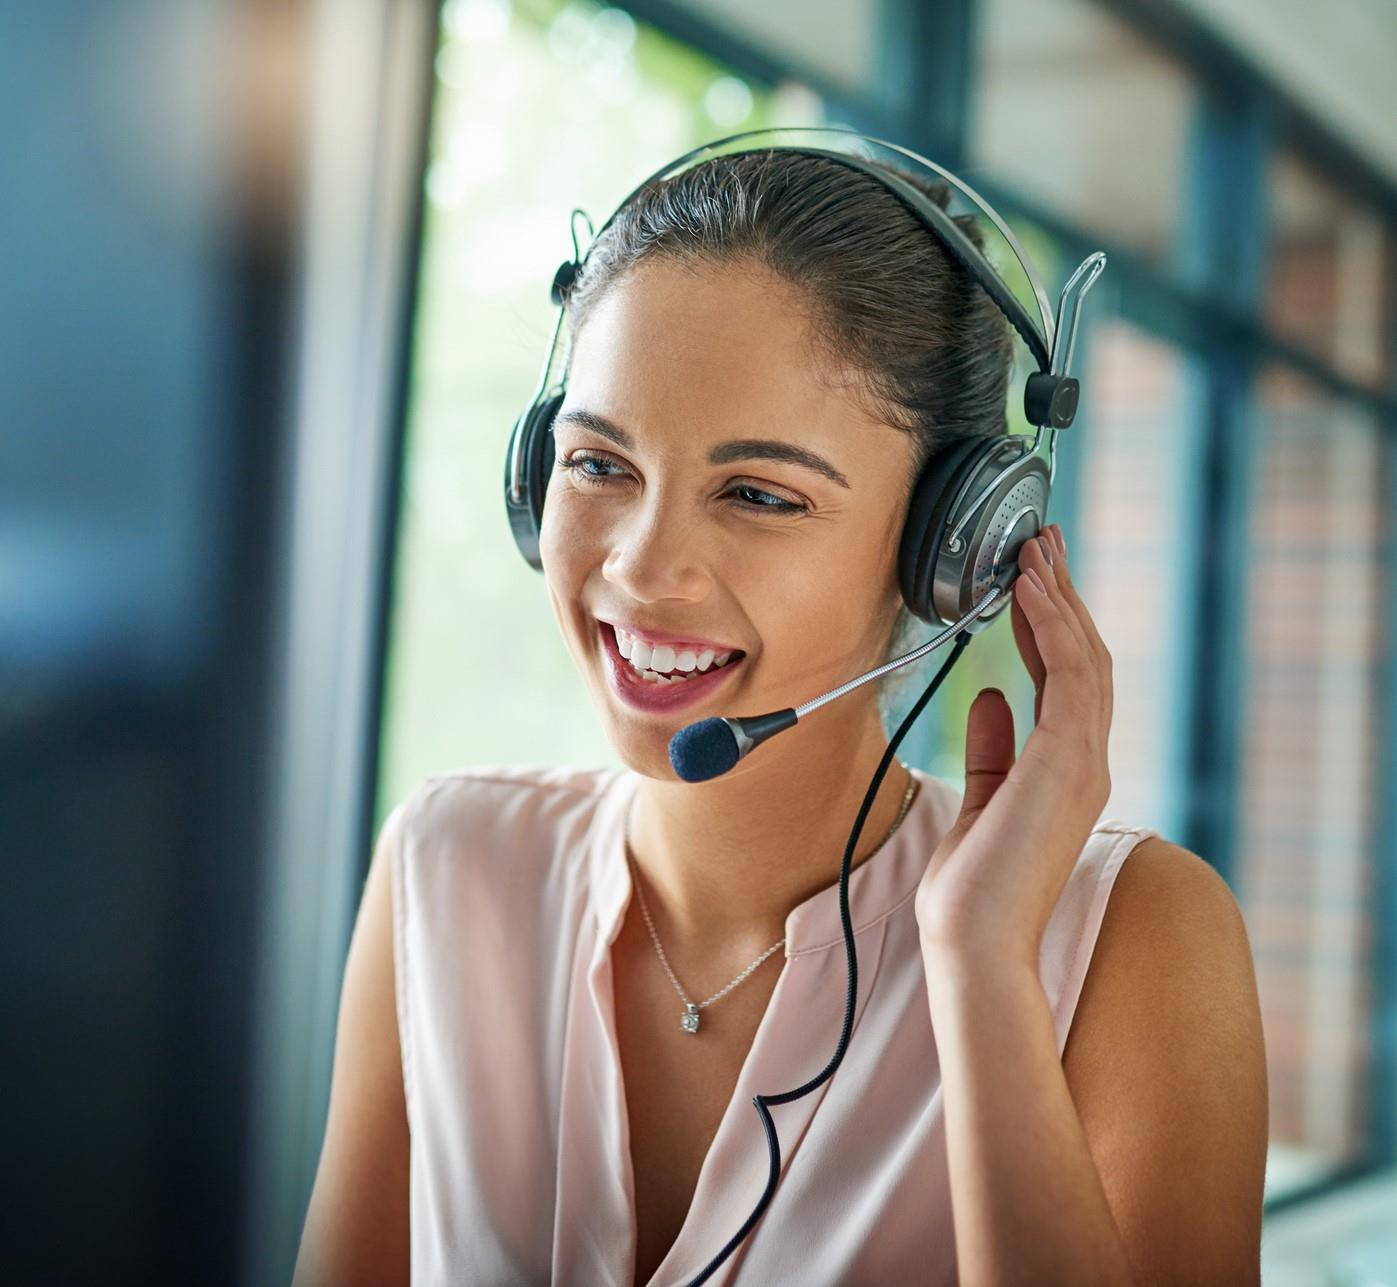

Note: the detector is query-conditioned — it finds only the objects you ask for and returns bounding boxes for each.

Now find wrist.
[919,937,1043,1005]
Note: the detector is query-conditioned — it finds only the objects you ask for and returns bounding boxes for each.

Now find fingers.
[1012,530,1105,738]
[1009,594,1046,726]
[1022,532,1089,655]
[1040,525,1110,667]
[961,687,1015,815]
[1040,524,1114,728]
[1013,542,1080,674]
[1009,568,1045,690]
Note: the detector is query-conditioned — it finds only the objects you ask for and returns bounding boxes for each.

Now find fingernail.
[1026,567,1046,595]
[1039,535,1054,567]
[1052,524,1067,558]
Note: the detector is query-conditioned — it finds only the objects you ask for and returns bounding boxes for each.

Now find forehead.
[563,257,890,452]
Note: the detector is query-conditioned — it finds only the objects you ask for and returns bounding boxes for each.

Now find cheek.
[760,524,901,658]
[538,494,602,666]
[538,486,594,580]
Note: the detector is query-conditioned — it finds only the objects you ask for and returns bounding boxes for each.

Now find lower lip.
[597,623,745,715]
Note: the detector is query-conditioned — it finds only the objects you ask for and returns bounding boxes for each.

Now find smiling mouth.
[596,622,748,711]
[608,624,745,684]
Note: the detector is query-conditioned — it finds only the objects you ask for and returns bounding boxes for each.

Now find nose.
[600,489,713,606]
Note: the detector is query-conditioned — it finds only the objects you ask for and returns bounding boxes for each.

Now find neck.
[624,703,917,963]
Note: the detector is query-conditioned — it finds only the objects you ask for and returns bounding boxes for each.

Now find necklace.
[623,766,920,1035]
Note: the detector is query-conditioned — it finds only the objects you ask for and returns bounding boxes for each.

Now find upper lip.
[598,617,744,656]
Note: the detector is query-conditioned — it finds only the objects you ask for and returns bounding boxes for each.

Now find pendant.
[681,1003,701,1034]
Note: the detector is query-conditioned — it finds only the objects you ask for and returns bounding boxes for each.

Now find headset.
[505,127,1103,631]
[501,127,1106,1284]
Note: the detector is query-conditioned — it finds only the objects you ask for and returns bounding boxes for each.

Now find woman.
[296,149,1268,1285]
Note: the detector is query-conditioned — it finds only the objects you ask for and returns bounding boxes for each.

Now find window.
[375,0,1397,1217]
[375,0,820,824]
[1234,368,1387,1197]
[664,0,880,98]
[971,0,1197,273]
[1266,150,1394,394]
[1075,320,1204,836]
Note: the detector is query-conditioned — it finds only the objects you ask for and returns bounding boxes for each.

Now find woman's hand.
[913,524,1115,971]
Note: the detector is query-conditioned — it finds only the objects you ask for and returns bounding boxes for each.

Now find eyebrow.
[553,408,852,489]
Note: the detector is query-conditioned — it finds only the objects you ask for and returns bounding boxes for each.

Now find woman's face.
[539,256,917,780]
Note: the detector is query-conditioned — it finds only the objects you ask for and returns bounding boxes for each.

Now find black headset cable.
[684,628,975,1285]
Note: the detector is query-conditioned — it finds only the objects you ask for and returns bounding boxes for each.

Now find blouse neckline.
[586,765,946,958]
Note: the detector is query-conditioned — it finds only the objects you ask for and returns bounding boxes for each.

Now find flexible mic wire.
[683,627,976,1285]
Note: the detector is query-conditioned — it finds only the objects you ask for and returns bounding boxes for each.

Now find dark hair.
[559,149,1015,708]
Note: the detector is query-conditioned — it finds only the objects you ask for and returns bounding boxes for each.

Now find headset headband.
[507,127,1105,509]
[588,127,1059,369]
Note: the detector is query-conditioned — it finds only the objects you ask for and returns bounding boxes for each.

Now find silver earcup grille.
[974,473,1048,597]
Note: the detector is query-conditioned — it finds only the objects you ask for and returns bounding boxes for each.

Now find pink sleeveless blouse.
[387,762,1161,1285]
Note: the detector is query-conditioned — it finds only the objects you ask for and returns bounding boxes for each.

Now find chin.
[597,710,683,781]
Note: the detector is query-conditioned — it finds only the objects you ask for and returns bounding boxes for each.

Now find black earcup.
[898,433,1046,626]
[898,435,992,624]
[503,390,563,571]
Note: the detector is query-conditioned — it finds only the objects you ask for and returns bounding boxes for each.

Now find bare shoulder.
[293,804,412,1287]
[1062,836,1269,1285]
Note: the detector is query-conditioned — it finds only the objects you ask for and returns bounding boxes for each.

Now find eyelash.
[555,452,809,516]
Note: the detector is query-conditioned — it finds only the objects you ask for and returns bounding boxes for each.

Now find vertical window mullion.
[1180,92,1269,888]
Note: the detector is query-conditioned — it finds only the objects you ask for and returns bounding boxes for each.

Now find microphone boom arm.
[796,581,1009,719]
[669,568,1019,781]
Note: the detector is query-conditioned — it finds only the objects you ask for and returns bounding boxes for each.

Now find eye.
[556,452,808,516]
[556,451,628,482]
[728,483,807,515]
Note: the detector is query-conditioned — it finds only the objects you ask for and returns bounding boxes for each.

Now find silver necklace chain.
[623,766,920,1034]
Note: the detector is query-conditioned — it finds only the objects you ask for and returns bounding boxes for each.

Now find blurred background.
[2,0,1394,1282]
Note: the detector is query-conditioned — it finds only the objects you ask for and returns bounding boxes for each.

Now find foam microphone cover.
[668,709,797,783]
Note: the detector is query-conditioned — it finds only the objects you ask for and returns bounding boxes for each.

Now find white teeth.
[610,625,740,682]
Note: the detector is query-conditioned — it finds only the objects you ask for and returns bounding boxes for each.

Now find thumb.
[960,687,1015,816]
